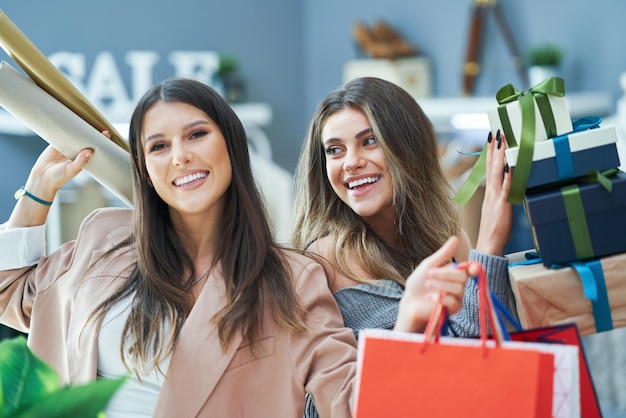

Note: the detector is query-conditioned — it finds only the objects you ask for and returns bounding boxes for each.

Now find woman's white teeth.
[348,176,380,189]
[174,172,207,186]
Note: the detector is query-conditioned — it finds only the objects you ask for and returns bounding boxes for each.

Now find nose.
[171,140,192,166]
[343,147,365,172]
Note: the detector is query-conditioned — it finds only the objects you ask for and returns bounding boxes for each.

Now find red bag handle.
[422,262,505,354]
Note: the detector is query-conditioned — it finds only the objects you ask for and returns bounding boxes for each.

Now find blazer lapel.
[66,223,133,384]
[154,266,243,417]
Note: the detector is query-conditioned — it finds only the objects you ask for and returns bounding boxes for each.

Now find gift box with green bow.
[488,77,573,147]
[524,170,626,267]
[454,77,574,206]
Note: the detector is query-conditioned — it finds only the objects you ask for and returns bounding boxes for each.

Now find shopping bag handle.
[422,262,505,353]
[489,286,523,335]
[423,291,448,344]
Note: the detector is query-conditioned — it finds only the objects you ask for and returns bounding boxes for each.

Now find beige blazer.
[0,207,357,417]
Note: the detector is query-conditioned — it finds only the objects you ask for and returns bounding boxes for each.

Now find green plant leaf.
[526,43,563,67]
[0,337,59,416]
[10,377,126,418]
[217,54,238,76]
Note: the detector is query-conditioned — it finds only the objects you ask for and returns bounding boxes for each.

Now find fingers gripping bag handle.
[424,262,507,346]
[354,262,557,418]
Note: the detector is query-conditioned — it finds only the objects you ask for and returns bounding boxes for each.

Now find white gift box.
[488,94,573,144]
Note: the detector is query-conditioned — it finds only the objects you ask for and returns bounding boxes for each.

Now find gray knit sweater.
[303,250,511,418]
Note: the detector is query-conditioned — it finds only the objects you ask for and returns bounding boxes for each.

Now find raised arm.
[7,145,93,229]
[475,130,513,256]
[449,130,514,336]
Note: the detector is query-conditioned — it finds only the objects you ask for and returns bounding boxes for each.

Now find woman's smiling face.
[142,100,232,220]
[321,106,395,229]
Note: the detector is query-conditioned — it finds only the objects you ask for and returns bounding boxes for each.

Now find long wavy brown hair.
[292,77,461,286]
[88,78,306,374]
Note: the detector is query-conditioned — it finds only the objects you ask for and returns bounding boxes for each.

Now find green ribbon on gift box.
[496,77,563,147]
[560,168,617,260]
[498,77,565,204]
[561,185,595,260]
[451,143,487,206]
[453,77,566,206]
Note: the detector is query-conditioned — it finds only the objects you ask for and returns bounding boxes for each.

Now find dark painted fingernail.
[504,163,509,173]
[487,131,493,143]
[496,129,501,142]
[497,137,502,149]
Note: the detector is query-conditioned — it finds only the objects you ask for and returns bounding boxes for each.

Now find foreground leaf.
[0,336,59,415]
[11,376,126,418]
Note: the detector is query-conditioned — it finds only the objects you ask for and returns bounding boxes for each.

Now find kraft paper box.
[487,93,573,144]
[524,171,626,267]
[508,251,626,337]
[505,125,621,190]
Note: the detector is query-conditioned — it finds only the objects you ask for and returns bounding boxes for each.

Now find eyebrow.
[323,127,373,145]
[144,120,210,143]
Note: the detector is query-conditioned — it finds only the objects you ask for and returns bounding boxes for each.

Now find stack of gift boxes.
[485,77,626,337]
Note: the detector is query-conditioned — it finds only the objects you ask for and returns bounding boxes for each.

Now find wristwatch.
[14,187,53,206]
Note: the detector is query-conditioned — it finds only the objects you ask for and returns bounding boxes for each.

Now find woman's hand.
[475,130,513,256]
[7,145,94,228]
[25,145,94,202]
[394,236,481,333]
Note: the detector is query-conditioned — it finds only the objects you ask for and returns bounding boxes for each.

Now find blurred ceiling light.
[450,112,490,130]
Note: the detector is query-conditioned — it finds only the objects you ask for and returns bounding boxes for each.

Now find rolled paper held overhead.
[0,9,128,151]
[0,61,133,206]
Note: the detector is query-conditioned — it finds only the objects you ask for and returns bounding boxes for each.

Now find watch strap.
[14,187,53,206]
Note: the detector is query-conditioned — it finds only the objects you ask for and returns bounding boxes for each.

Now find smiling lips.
[347,175,381,189]
[173,171,208,187]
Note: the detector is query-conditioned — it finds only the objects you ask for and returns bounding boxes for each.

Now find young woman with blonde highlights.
[293,77,512,417]
[293,77,514,416]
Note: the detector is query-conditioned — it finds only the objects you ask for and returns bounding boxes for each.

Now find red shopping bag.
[354,264,556,418]
[489,284,602,417]
[510,324,602,418]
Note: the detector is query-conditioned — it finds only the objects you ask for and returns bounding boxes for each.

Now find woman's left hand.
[475,130,513,256]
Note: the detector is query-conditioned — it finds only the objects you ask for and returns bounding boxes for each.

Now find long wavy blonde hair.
[292,77,461,286]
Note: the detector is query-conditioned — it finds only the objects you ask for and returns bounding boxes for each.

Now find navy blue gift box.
[505,121,620,191]
[524,171,626,267]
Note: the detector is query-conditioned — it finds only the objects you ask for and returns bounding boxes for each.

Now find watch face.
[14,188,25,200]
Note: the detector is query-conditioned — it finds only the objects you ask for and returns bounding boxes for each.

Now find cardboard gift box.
[524,171,626,267]
[508,251,626,337]
[506,124,620,190]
